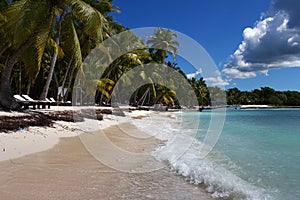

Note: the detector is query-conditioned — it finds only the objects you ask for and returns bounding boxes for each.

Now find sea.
[131,108,300,200]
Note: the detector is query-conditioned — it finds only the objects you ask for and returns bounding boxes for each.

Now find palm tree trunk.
[0,38,33,109]
[26,81,31,95]
[60,57,73,101]
[53,72,60,100]
[53,72,59,89]
[64,64,76,102]
[40,13,65,100]
[40,49,59,100]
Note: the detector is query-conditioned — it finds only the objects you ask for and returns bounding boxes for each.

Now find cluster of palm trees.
[0,0,121,109]
[93,28,211,108]
[0,0,210,110]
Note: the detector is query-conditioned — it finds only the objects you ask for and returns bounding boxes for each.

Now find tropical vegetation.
[0,0,210,110]
[226,87,300,106]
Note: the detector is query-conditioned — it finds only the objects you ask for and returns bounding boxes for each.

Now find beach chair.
[47,97,71,106]
[13,95,35,109]
[46,98,57,106]
[22,95,51,109]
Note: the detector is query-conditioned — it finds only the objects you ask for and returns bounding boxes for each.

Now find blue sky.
[112,0,300,91]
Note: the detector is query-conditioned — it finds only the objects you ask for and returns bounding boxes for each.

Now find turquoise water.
[133,109,300,199]
[197,109,300,199]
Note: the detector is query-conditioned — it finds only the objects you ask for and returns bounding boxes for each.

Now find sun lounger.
[46,97,71,106]
[13,95,35,109]
[22,95,51,109]
[45,98,58,106]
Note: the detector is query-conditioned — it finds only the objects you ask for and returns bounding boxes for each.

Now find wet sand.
[0,123,213,200]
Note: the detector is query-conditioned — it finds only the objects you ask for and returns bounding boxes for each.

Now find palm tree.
[0,0,54,109]
[97,78,115,105]
[96,31,147,106]
[39,0,106,100]
[147,28,179,64]
[0,0,107,109]
[155,84,176,106]
[144,28,179,106]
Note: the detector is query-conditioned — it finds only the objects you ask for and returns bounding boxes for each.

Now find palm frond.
[61,13,82,69]
[34,11,55,70]
[97,78,115,99]
[21,45,40,84]
[66,0,106,42]
[3,0,51,49]
[48,38,65,58]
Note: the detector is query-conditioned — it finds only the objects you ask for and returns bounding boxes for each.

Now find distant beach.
[240,105,300,109]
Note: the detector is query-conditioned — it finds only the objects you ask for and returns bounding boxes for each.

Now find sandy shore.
[0,110,212,200]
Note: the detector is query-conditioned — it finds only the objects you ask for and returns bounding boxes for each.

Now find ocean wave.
[133,113,273,200]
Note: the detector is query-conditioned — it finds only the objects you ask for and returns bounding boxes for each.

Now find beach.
[0,109,212,200]
[1,108,299,199]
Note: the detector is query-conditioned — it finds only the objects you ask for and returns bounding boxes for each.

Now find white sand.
[0,111,30,117]
[0,121,79,161]
[0,108,215,199]
[0,120,213,200]
[0,108,153,162]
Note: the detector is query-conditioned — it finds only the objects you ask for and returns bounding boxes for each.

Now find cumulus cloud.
[186,68,202,79]
[205,76,229,87]
[224,0,300,79]
[204,71,229,87]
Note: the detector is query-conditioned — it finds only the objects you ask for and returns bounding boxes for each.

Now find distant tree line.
[226,87,300,106]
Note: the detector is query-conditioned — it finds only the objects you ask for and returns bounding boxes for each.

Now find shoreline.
[0,113,213,199]
[236,105,300,109]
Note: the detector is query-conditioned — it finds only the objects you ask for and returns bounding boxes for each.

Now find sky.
[111,0,300,91]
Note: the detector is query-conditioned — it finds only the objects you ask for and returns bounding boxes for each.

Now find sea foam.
[132,112,272,200]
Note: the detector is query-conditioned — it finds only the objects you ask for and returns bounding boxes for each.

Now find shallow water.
[133,109,300,199]
[215,109,300,199]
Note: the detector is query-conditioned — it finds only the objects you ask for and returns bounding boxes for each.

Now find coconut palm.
[0,0,55,109]
[97,78,115,105]
[188,77,210,106]
[147,28,179,64]
[95,30,148,106]
[0,0,107,109]
[39,0,107,100]
[155,84,176,106]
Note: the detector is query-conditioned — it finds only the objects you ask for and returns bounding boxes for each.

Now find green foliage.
[188,77,210,106]
[0,1,211,109]
[147,28,179,64]
[226,87,300,106]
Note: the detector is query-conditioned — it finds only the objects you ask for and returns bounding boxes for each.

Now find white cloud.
[204,70,229,87]
[186,68,202,79]
[224,0,300,79]
[222,68,257,79]
[204,76,229,87]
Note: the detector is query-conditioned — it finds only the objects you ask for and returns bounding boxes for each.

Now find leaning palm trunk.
[63,64,77,102]
[59,57,73,101]
[40,14,65,100]
[0,38,33,109]
[39,46,59,100]
[26,81,31,95]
